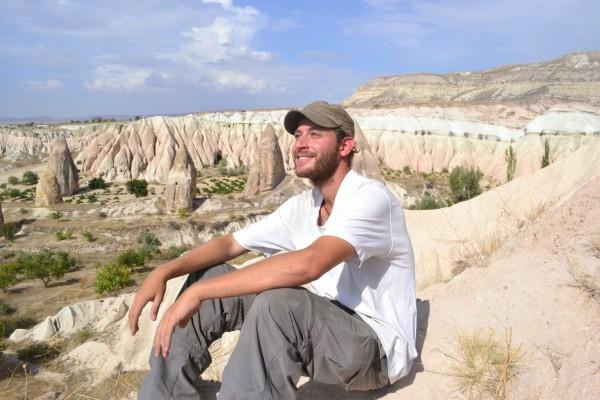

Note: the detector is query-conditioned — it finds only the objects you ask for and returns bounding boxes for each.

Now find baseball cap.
[284,101,355,138]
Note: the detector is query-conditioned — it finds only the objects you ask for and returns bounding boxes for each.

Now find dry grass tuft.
[454,235,503,276]
[450,327,523,400]
[567,260,600,305]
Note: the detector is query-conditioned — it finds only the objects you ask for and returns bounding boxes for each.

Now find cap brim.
[283,108,340,134]
[283,110,305,134]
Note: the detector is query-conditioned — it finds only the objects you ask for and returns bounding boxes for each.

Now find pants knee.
[249,287,309,322]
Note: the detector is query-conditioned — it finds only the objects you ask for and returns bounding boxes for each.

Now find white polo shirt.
[233,170,417,383]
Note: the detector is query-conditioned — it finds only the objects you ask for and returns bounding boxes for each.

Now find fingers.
[128,298,142,336]
[150,290,164,321]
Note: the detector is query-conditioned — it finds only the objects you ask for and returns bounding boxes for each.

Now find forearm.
[156,233,247,280]
[185,250,317,302]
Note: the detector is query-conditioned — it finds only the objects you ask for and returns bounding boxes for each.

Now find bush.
[21,171,39,185]
[95,263,131,294]
[177,208,190,218]
[0,315,35,338]
[505,145,517,182]
[541,138,550,168]
[126,179,148,197]
[449,166,483,203]
[165,245,189,259]
[15,250,76,287]
[87,194,98,203]
[1,222,18,241]
[82,231,95,242]
[402,166,411,174]
[7,176,18,185]
[88,177,108,190]
[138,230,161,256]
[412,196,446,210]
[117,249,145,271]
[50,210,63,220]
[0,263,17,292]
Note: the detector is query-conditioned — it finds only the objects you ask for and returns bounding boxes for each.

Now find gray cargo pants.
[138,263,389,400]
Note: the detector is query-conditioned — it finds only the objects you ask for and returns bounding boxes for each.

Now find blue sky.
[1,0,598,119]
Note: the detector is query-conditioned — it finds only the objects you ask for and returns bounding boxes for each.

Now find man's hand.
[128,268,168,335]
[152,287,201,358]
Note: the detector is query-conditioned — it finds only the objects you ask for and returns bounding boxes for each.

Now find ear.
[339,136,355,157]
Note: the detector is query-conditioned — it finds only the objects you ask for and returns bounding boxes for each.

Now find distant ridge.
[343,51,600,108]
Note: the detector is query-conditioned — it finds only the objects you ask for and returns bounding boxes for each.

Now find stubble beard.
[294,147,339,184]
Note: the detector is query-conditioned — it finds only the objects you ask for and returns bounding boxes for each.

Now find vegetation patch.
[94,263,132,294]
[449,328,523,400]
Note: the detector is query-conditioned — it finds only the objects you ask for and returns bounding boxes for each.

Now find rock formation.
[35,170,62,206]
[164,147,197,213]
[244,124,286,195]
[48,136,79,195]
[343,51,600,107]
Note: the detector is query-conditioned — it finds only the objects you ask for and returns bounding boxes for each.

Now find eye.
[310,130,322,138]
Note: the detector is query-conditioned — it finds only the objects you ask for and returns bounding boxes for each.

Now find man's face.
[292,118,340,183]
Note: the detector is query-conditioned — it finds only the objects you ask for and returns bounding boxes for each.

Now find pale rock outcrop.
[343,51,600,107]
[35,170,62,206]
[352,120,384,182]
[244,124,286,195]
[48,136,79,195]
[164,147,197,212]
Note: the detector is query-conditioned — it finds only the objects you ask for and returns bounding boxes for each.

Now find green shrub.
[117,249,145,271]
[50,210,63,220]
[15,250,75,287]
[7,188,22,198]
[94,263,131,294]
[505,144,517,182]
[449,166,483,203]
[0,263,17,292]
[165,245,189,259]
[88,177,108,190]
[17,342,60,363]
[138,230,161,256]
[541,138,550,168]
[402,166,411,174]
[1,222,18,241]
[55,231,65,241]
[0,301,11,316]
[177,208,190,218]
[21,171,39,185]
[412,196,446,210]
[82,231,95,242]
[87,194,98,203]
[7,176,18,185]
[126,179,148,197]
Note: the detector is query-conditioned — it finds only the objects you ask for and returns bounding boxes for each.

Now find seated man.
[129,101,417,400]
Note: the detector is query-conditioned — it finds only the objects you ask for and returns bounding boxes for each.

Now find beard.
[294,146,339,183]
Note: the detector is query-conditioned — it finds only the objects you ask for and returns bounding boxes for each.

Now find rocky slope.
[343,52,600,108]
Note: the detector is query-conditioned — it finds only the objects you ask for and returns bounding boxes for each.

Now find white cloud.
[84,64,153,92]
[202,0,233,9]
[26,79,62,90]
[211,70,266,93]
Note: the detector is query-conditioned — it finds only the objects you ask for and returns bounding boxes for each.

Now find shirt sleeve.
[233,197,297,256]
[323,186,393,264]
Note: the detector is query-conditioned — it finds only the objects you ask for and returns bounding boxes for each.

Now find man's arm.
[153,235,355,358]
[128,233,247,335]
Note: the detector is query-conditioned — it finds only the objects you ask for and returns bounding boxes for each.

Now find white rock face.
[526,110,600,135]
[48,136,79,195]
[68,108,600,185]
[244,124,286,195]
[35,170,62,206]
[164,147,197,212]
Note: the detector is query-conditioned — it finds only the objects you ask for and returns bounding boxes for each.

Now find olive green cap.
[284,101,355,137]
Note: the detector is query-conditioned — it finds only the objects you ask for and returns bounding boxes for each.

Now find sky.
[1,0,599,119]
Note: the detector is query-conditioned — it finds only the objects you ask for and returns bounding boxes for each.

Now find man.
[129,101,417,399]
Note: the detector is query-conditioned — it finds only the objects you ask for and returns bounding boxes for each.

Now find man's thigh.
[304,293,389,391]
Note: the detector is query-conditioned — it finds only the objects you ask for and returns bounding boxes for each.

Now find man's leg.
[219,287,389,400]
[138,263,255,400]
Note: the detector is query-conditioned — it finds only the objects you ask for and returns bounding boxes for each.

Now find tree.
[88,177,108,190]
[541,138,551,168]
[449,166,483,203]
[21,171,39,185]
[1,222,18,241]
[117,249,145,271]
[16,250,75,287]
[505,144,517,182]
[126,179,148,197]
[95,263,131,294]
[7,176,18,185]
[0,263,17,292]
